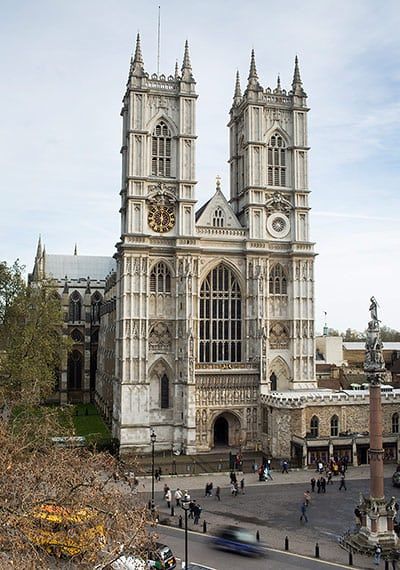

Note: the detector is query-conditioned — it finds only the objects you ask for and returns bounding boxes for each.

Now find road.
[155,525,358,570]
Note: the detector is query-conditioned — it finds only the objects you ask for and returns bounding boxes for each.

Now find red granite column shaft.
[369,383,384,500]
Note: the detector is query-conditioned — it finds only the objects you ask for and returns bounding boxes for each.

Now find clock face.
[148,205,175,233]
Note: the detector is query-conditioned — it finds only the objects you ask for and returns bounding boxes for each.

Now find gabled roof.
[195,188,242,229]
[44,254,115,281]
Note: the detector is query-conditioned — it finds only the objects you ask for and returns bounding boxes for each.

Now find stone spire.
[247,49,260,91]
[174,60,179,79]
[233,71,242,105]
[181,40,194,81]
[130,32,145,77]
[292,55,305,95]
[35,235,42,259]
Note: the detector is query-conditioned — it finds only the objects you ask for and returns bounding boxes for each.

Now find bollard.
[285,536,289,551]
[148,500,151,510]
[256,530,260,542]
[178,515,182,528]
[385,561,389,570]
[315,542,320,559]
[348,550,353,566]
[203,520,207,533]
[171,506,175,517]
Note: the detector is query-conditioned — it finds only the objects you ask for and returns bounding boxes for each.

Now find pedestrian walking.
[205,481,213,497]
[264,466,273,481]
[164,487,172,508]
[354,507,361,527]
[339,472,347,491]
[300,502,308,523]
[193,503,202,525]
[240,478,245,494]
[230,471,237,485]
[281,459,289,474]
[215,485,221,501]
[374,544,382,565]
[174,488,183,506]
[320,476,326,493]
[316,478,321,494]
[188,500,195,519]
[327,470,333,485]
[154,469,160,482]
[310,477,316,492]
[303,490,311,506]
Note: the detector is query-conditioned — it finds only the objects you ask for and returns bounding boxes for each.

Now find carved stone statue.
[365,297,385,374]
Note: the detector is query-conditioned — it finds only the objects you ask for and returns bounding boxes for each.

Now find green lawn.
[72,403,111,441]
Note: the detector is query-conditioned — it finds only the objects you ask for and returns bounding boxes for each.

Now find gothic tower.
[228,52,316,393]
[114,35,198,452]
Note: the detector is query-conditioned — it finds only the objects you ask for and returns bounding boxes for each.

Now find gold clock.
[148,205,175,233]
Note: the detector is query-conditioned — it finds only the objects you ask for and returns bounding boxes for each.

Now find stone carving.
[147,183,177,207]
[269,322,290,349]
[149,322,172,351]
[266,191,292,213]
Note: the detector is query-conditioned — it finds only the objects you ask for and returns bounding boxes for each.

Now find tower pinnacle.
[292,55,305,95]
[181,40,194,81]
[35,235,42,259]
[233,70,242,105]
[130,32,145,77]
[247,49,260,91]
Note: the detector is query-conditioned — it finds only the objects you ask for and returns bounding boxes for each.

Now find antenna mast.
[157,5,161,75]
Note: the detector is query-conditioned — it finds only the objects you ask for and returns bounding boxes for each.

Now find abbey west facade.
[93,35,316,455]
[29,36,400,464]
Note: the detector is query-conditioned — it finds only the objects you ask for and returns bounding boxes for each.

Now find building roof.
[44,254,115,281]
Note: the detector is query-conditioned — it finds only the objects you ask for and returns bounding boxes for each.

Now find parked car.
[110,543,176,570]
[148,543,176,569]
[212,526,265,557]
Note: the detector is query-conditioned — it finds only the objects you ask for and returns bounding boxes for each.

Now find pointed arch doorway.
[213,412,241,448]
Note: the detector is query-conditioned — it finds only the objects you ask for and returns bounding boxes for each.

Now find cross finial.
[216,175,221,190]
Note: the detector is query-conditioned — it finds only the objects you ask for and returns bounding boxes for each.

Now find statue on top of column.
[365,296,385,376]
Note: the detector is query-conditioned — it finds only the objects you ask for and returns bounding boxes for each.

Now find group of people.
[300,468,347,523]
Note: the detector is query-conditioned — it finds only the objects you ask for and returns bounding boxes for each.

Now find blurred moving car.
[212,526,265,557]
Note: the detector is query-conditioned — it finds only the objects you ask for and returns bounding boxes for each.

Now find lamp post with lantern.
[181,495,190,569]
[150,428,156,512]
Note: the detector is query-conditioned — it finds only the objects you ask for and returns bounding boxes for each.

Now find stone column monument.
[343,298,398,556]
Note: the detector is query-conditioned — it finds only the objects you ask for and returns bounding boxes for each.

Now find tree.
[343,328,365,341]
[379,326,400,342]
[0,261,152,567]
[0,260,69,406]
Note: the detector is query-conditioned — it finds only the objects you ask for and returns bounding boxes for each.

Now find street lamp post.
[181,496,190,569]
[150,428,156,512]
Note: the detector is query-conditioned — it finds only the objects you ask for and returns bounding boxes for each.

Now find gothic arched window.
[199,264,242,363]
[269,264,287,295]
[310,416,319,437]
[152,121,172,177]
[91,291,102,324]
[150,262,171,293]
[67,350,82,391]
[392,413,399,434]
[212,207,225,228]
[267,132,287,187]
[69,291,82,322]
[160,374,169,408]
[330,415,339,437]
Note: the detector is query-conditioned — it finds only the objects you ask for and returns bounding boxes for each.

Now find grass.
[72,404,111,442]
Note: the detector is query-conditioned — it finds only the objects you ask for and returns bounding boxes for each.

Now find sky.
[0,0,399,334]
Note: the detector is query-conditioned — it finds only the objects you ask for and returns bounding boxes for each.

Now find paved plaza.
[134,464,400,569]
